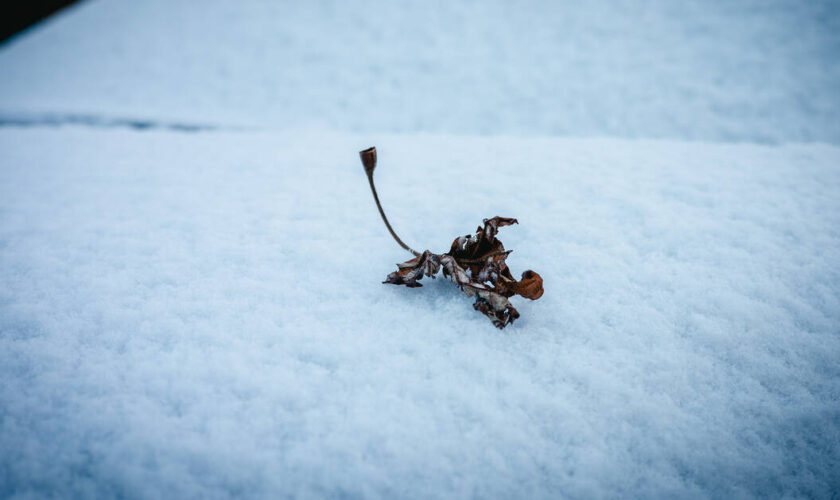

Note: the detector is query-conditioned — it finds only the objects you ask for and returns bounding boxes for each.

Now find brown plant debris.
[384,217,544,328]
[360,146,543,328]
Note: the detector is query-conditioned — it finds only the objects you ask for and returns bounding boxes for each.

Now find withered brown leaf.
[384,217,544,328]
[360,147,543,328]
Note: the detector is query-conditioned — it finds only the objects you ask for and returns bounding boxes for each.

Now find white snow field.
[1,0,839,143]
[2,131,839,498]
[1,1,840,499]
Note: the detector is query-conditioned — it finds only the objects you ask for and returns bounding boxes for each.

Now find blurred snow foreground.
[1,1,839,499]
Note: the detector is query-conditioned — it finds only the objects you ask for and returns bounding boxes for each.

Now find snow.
[1,0,839,143]
[2,129,839,497]
[1,0,840,498]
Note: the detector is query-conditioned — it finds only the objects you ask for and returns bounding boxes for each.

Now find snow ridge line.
[0,112,246,132]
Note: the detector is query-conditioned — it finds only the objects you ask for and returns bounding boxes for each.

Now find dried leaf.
[359,147,543,328]
[512,270,545,300]
[384,217,544,328]
[384,250,440,288]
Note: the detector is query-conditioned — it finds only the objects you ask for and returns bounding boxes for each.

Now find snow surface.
[2,0,840,498]
[1,0,839,143]
[2,129,839,498]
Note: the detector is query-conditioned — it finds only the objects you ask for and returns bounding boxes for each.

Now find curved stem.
[366,173,420,257]
[360,147,420,257]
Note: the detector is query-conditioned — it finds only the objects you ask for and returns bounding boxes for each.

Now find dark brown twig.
[359,147,420,257]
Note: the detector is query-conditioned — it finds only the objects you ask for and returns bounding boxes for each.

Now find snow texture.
[0,0,839,144]
[2,130,839,498]
[1,0,840,498]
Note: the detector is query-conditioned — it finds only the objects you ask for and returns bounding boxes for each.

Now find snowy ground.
[1,0,839,143]
[2,1,840,499]
[2,129,839,498]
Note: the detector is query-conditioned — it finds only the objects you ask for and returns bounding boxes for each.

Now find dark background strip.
[1,0,79,44]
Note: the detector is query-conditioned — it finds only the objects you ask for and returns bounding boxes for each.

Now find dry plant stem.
[360,147,420,257]
[359,146,544,328]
